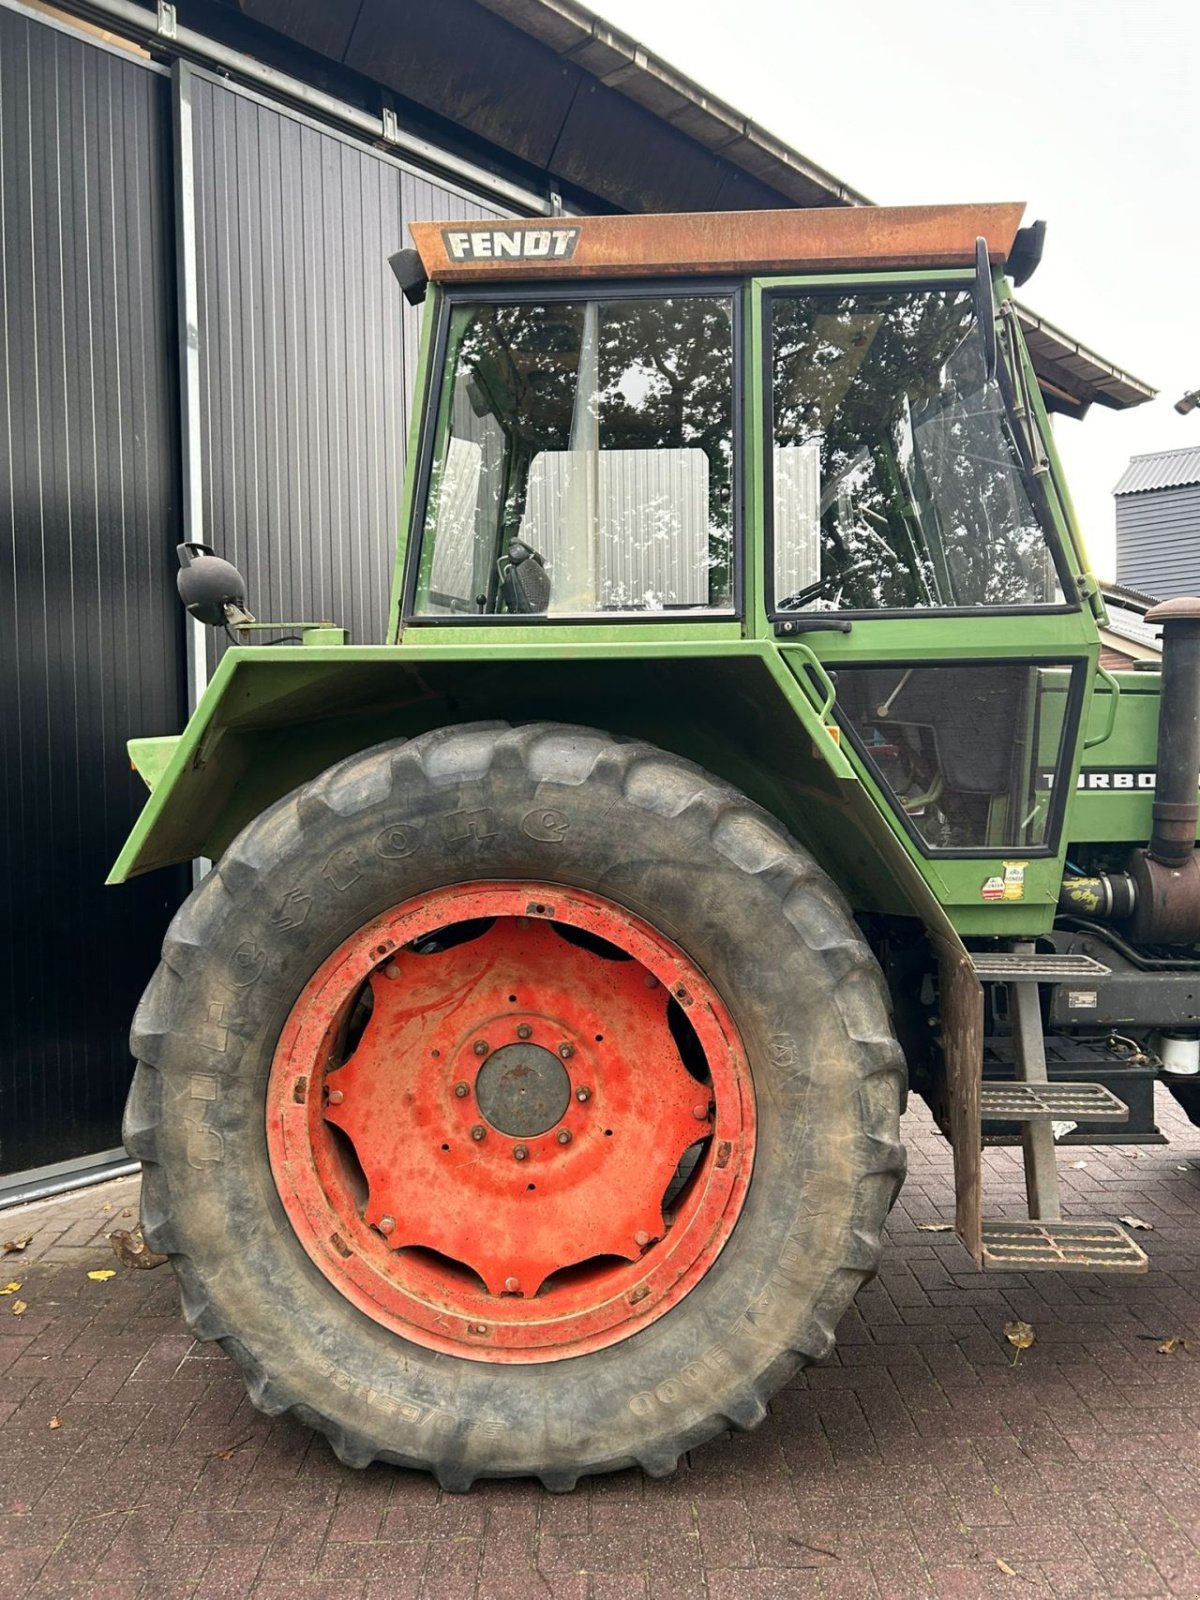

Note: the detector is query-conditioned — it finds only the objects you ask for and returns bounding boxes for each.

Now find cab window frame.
[760,275,1081,625]
[402,278,746,628]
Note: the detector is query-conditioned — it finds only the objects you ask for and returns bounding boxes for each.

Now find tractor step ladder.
[969,944,1149,1274]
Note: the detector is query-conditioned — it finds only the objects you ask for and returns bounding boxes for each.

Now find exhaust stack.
[1126,597,1200,943]
[1146,598,1200,866]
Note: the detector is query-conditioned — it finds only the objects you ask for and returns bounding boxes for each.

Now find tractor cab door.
[755,272,1100,934]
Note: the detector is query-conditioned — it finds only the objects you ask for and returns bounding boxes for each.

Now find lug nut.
[692,1102,711,1121]
[517,1023,533,1040]
[575,1086,591,1103]
[385,964,400,980]
[504,1276,521,1294]
[557,1129,572,1146]
[635,1230,651,1248]
[327,1088,345,1105]
[378,1215,396,1236]
[473,1039,489,1057]
[471,1125,486,1142]
[454,1082,470,1098]
[469,1322,488,1335]
[558,1043,574,1059]
[513,1145,528,1162]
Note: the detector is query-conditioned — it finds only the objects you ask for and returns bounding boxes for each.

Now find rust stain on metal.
[410,203,1026,284]
[935,936,984,1264]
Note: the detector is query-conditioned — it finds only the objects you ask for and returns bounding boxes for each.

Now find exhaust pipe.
[1145,598,1200,865]
[1127,597,1200,943]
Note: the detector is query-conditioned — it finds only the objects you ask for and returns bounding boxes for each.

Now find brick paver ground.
[3,1090,1200,1599]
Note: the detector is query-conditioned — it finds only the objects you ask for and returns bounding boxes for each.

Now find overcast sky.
[592,0,1199,583]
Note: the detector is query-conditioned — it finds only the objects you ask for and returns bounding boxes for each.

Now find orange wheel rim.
[267,883,755,1362]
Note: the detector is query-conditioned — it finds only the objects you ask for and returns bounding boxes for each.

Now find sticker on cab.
[980,862,1027,902]
[1002,861,1027,902]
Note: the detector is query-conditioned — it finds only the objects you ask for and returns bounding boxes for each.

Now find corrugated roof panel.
[1113,447,1200,496]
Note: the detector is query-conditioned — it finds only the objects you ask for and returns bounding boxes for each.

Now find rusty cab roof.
[408,202,1025,284]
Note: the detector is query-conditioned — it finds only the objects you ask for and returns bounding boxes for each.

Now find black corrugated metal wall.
[192,74,503,651]
[0,6,526,1183]
[0,10,188,1176]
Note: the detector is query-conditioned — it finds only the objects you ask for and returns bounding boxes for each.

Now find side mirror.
[388,248,428,306]
[1008,220,1046,288]
[974,237,998,383]
[176,542,254,628]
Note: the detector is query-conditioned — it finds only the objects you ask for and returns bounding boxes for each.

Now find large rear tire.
[126,723,905,1489]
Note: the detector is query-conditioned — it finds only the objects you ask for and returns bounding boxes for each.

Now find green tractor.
[113,202,1199,1489]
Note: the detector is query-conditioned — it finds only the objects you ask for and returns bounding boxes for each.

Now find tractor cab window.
[414,294,735,617]
[833,662,1079,855]
[769,287,1062,614]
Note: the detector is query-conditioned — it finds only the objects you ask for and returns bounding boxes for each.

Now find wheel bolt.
[558,1043,574,1059]
[378,1215,396,1236]
[471,1125,486,1142]
[517,1023,533,1040]
[513,1145,528,1161]
[469,1322,488,1336]
[385,964,400,980]
[575,1086,591,1103]
[556,1129,572,1146]
[635,1230,651,1248]
[473,1040,489,1057]
[692,1102,711,1121]
[504,1276,521,1294]
[454,1082,470,1098]
[327,1088,345,1105]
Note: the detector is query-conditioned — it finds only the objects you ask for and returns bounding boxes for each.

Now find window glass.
[833,663,1074,853]
[770,288,1061,612]
[415,296,735,616]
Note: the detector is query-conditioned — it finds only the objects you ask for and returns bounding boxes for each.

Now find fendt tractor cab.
[112,204,1200,1489]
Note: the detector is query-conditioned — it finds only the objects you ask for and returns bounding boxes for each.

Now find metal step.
[980,1218,1148,1272]
[971,952,1111,982]
[979,1081,1129,1122]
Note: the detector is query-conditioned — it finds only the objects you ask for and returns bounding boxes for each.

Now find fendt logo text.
[442,226,581,263]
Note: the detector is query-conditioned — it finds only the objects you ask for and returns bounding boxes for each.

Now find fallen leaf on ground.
[1120,1216,1153,1230]
[3,1236,32,1254]
[48,1415,62,1430]
[121,1209,133,1218]
[916,1222,954,1232]
[1070,1160,1088,1169]
[1,1281,21,1294]
[1003,1320,1035,1366]
[213,1437,253,1462]
[86,1270,116,1282]
[109,1228,167,1271]
[996,1557,1016,1576]
[12,1300,27,1316]
[1158,1337,1180,1354]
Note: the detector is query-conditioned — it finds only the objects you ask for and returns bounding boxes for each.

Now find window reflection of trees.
[772,289,1056,611]
[421,297,734,614]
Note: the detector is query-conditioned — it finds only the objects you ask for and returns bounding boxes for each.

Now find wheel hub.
[267,883,755,1361]
[475,1043,571,1137]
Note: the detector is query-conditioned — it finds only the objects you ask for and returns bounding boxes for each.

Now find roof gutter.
[476,0,871,209]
